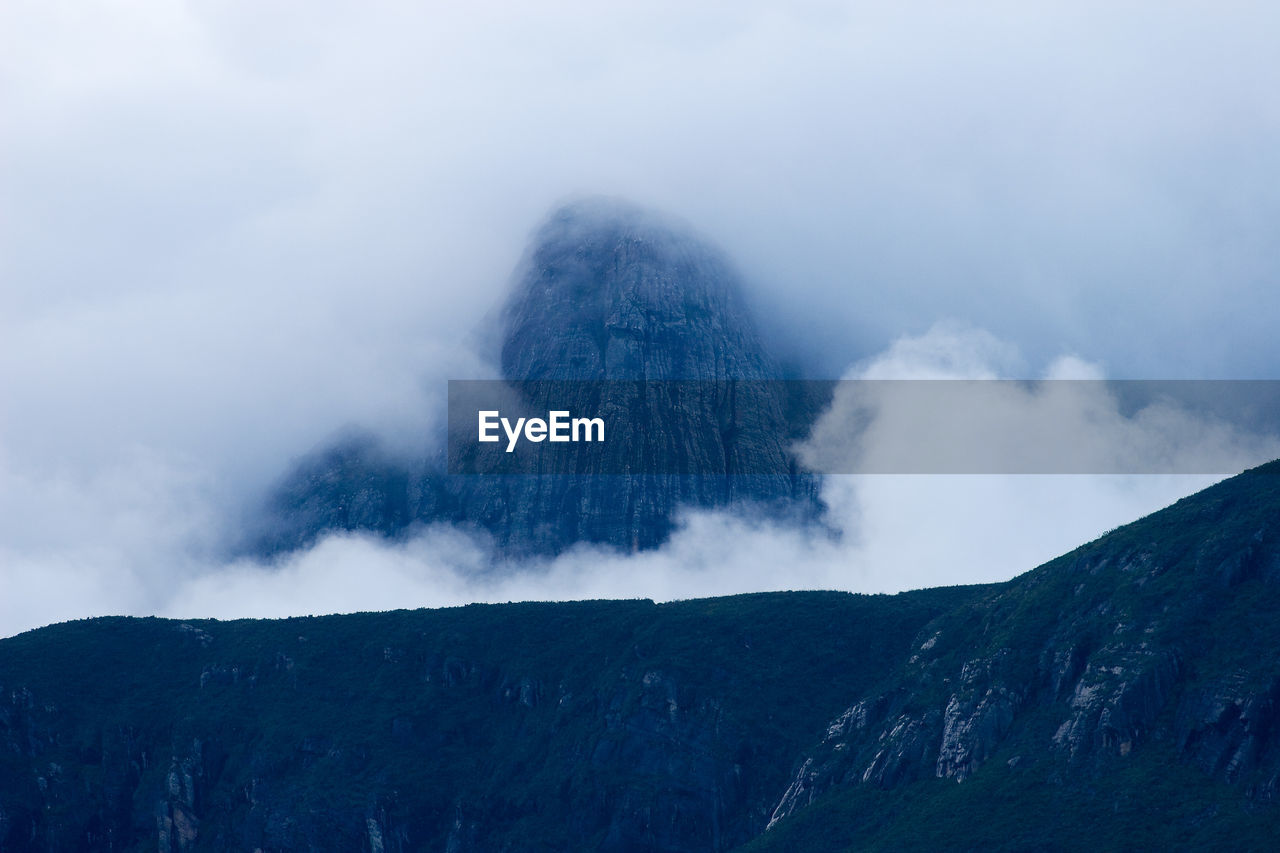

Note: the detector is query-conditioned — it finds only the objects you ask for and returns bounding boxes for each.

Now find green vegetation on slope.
[0,588,984,851]
[748,462,1280,851]
[7,463,1280,851]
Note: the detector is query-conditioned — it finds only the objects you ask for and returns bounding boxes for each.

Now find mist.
[5,320,1276,637]
[3,1,1279,636]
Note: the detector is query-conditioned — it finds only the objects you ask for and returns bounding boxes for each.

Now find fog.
[5,321,1274,636]
[3,1,1279,636]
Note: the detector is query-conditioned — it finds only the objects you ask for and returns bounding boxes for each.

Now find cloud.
[799,323,1280,475]
[6,324,1274,637]
[3,3,1280,634]
[154,325,1280,626]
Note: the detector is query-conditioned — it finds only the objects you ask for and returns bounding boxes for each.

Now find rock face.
[500,199,774,382]
[250,199,822,557]
[765,461,1280,841]
[252,431,413,556]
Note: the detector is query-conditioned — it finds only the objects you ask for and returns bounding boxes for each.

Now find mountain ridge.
[5,463,1280,850]
[0,589,981,851]
[754,459,1280,850]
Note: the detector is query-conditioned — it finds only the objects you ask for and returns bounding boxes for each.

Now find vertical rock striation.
[766,462,1280,834]
[250,198,823,558]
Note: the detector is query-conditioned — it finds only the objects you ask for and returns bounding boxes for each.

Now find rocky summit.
[249,199,822,558]
[500,199,777,382]
[5,464,1280,850]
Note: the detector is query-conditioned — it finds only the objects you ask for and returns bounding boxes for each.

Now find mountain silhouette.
[249,199,822,557]
[5,464,1280,849]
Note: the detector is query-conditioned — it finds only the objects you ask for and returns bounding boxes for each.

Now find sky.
[2,1,1279,636]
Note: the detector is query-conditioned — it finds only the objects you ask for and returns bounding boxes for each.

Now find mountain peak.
[251,200,819,556]
[501,198,774,380]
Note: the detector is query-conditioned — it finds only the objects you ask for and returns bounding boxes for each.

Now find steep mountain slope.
[251,199,822,558]
[0,589,978,852]
[752,461,1280,850]
[9,466,1280,851]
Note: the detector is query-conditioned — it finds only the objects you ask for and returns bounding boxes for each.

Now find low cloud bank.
[4,324,1275,637]
[5,2,1280,635]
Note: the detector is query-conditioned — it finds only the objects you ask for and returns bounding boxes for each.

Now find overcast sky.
[3,1,1279,636]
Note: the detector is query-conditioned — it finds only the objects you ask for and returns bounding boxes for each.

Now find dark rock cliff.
[758,461,1280,848]
[500,199,774,382]
[250,199,823,558]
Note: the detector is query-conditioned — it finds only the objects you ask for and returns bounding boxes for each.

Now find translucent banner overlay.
[447,380,1280,475]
